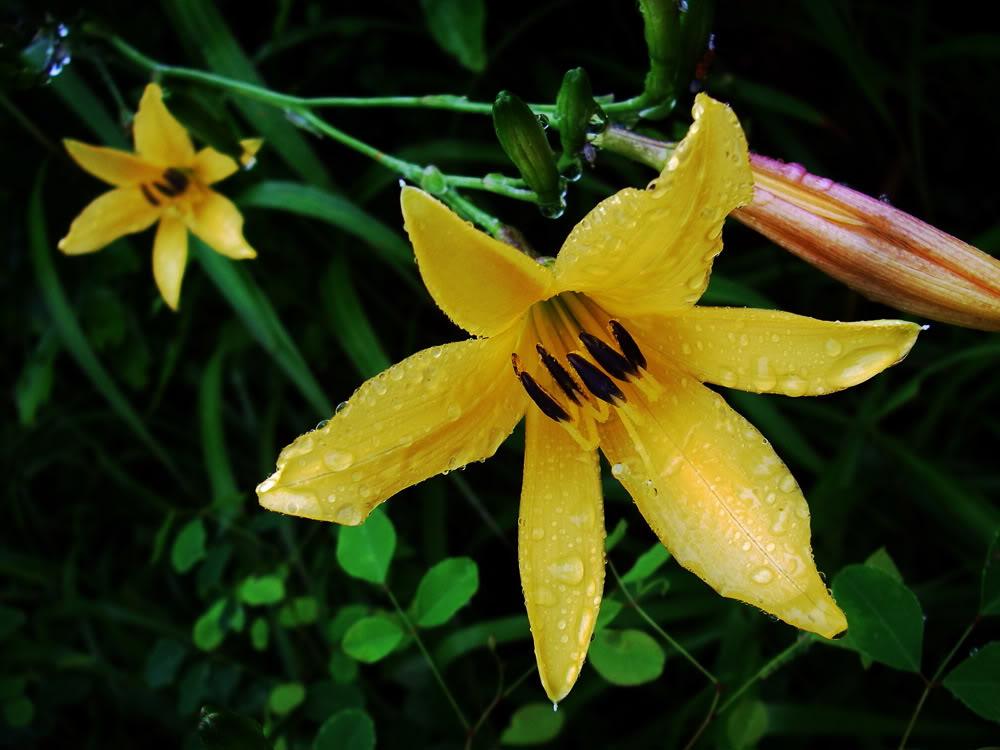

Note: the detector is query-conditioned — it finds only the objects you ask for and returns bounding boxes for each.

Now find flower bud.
[492,90,563,211]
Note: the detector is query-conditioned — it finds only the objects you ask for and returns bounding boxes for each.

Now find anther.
[513,354,571,422]
[536,344,583,405]
[579,332,637,380]
[153,168,189,197]
[140,184,160,206]
[609,320,647,371]
[566,353,625,404]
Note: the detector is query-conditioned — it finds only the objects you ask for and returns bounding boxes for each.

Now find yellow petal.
[596,358,847,638]
[258,323,531,525]
[58,188,161,255]
[631,306,920,396]
[133,83,195,167]
[63,139,162,187]
[401,186,553,337]
[239,138,264,168]
[192,146,239,185]
[152,216,188,310]
[187,190,257,259]
[518,410,604,704]
[551,94,754,318]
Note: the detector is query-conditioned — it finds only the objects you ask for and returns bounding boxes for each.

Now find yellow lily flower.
[257,94,920,703]
[58,83,257,310]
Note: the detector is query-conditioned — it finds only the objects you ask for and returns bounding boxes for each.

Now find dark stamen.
[580,332,637,380]
[609,320,647,371]
[513,354,571,422]
[163,168,189,193]
[140,184,160,206]
[536,344,583,405]
[566,353,626,404]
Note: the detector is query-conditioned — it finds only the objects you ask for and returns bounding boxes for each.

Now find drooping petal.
[630,307,919,396]
[133,83,195,167]
[58,188,161,255]
[152,215,188,310]
[63,139,163,187]
[186,190,257,259]
[258,323,531,525]
[551,94,754,318]
[192,146,240,185]
[518,410,604,704]
[596,358,847,638]
[401,187,553,337]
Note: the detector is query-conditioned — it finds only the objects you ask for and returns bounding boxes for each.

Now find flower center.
[139,167,192,207]
[512,293,663,451]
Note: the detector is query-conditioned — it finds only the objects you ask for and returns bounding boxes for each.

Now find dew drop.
[548,556,585,584]
[720,369,738,387]
[535,587,556,606]
[337,505,363,525]
[315,419,329,430]
[611,463,625,476]
[372,379,387,395]
[686,274,703,290]
[447,403,462,421]
[741,541,752,551]
[531,527,545,540]
[326,493,336,503]
[335,401,351,415]
[751,567,774,584]
[828,346,898,388]
[780,375,808,397]
[779,474,798,493]
[824,338,842,357]
[323,450,354,471]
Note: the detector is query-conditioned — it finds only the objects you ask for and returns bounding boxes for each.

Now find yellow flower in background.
[59,83,257,309]
[257,95,920,703]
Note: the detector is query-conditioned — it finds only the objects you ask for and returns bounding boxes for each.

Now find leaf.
[170,519,207,574]
[313,708,376,750]
[726,700,769,749]
[199,349,239,506]
[594,598,623,633]
[500,702,565,745]
[865,547,903,584]
[250,617,269,651]
[327,604,369,643]
[269,682,306,715]
[327,650,359,684]
[941,641,1000,722]
[198,706,273,750]
[239,575,286,606]
[278,596,319,627]
[604,518,627,552]
[322,258,392,380]
[13,333,57,427]
[341,616,404,663]
[411,557,478,628]
[336,508,396,584]
[831,564,924,672]
[587,628,666,686]
[621,543,671,584]
[0,607,26,641]
[420,0,487,73]
[144,638,186,688]
[3,696,34,728]
[982,529,1000,615]
[193,598,245,651]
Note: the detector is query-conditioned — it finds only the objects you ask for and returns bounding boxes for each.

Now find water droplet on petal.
[548,556,585,584]
[825,338,842,357]
[751,567,774,584]
[323,450,354,471]
[447,403,462,421]
[779,474,798,493]
[335,401,351,415]
[337,505,363,525]
[535,587,556,606]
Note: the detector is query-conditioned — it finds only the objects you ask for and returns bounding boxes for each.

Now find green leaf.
[193,598,245,651]
[171,519,207,574]
[411,557,478,628]
[941,641,1000,722]
[336,508,396,584]
[594,598,623,633]
[500,702,565,745]
[621,543,671,584]
[982,529,1000,615]
[269,682,306,715]
[144,638,186,688]
[604,519,627,553]
[420,0,487,73]
[239,575,286,606]
[726,700,769,749]
[250,617,269,651]
[3,696,33,728]
[13,333,56,426]
[587,628,666,686]
[865,547,903,584]
[327,604,369,643]
[198,706,273,750]
[342,616,404,663]
[278,596,319,627]
[0,607,26,641]
[831,564,923,672]
[322,258,392,380]
[150,510,176,565]
[327,649,359,684]
[313,708,376,750]
[199,349,239,507]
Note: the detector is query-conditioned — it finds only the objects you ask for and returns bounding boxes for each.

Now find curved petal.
[153,215,188,310]
[133,83,195,167]
[596,359,847,638]
[631,307,920,396]
[519,410,604,704]
[258,322,532,525]
[58,188,161,255]
[401,187,553,337]
[551,94,754,318]
[186,190,257,259]
[64,140,162,187]
[192,146,239,185]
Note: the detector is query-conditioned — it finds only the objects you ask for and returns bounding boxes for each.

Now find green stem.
[717,634,811,715]
[383,584,470,732]
[681,684,721,750]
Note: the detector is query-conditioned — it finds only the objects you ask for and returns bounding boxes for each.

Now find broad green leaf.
[327,650,359,684]
[621,543,671,584]
[500,702,565,745]
[269,682,306,715]
[250,617,269,651]
[411,557,478,628]
[313,708,376,750]
[726,700,769,749]
[193,598,246,651]
[864,547,903,584]
[178,662,211,715]
[278,596,319,627]
[336,509,396,584]
[982,529,1000,615]
[342,616,404,663]
[322,258,392,380]
[327,604,369,643]
[831,564,923,672]
[199,350,239,506]
[198,706,273,750]
[420,0,487,73]
[702,272,778,310]
[604,518,627,553]
[239,575,286,606]
[144,638,186,688]
[587,628,666,686]
[594,598,623,633]
[170,519,207,574]
[941,641,1000,722]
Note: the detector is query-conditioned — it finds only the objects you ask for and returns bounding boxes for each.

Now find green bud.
[637,0,680,119]
[492,90,561,203]
[419,164,447,195]
[198,705,272,750]
[555,67,607,159]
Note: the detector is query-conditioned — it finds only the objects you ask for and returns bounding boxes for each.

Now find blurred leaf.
[322,258,391,379]
[145,638,186,689]
[200,349,239,506]
[171,519,208,574]
[941,642,1000,723]
[342,616,404,663]
[50,68,129,147]
[278,596,319,627]
[605,519,627,553]
[150,510,176,565]
[865,547,903,584]
[433,615,530,669]
[588,628,666,686]
[726,699,769,749]
[198,706,272,750]
[725,390,823,474]
[982,529,1000,616]
[500,702,565,745]
[327,650,359,684]
[336,509,396,584]
[239,575,286,606]
[701,272,778,309]
[0,677,25,701]
[621,543,671,584]
[313,708,376,750]
[832,565,923,672]
[197,542,234,597]
[327,604,369,643]
[710,74,826,126]
[411,557,478,628]
[420,0,487,73]
[178,662,212,716]
[13,332,56,426]
[3,696,33,728]
[0,607,26,641]
[250,617,269,651]
[594,598,623,633]
[269,683,306,715]
[193,599,246,651]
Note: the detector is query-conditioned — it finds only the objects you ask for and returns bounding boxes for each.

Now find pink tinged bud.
[733,153,1000,331]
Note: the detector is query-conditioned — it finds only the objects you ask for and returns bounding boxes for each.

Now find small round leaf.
[342,616,404,663]
[313,708,375,750]
[411,557,478,628]
[587,628,665,686]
